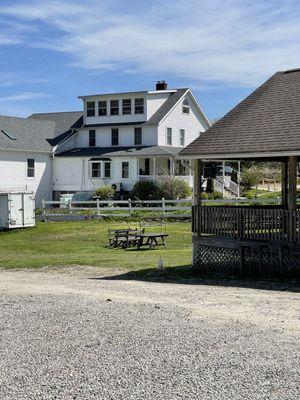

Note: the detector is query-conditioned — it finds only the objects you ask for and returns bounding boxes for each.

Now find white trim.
[0,147,50,154]
[166,127,172,146]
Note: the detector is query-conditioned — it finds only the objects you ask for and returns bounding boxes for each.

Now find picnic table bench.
[108,228,142,249]
[136,233,169,250]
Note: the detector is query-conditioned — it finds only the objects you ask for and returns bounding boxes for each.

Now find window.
[86,101,95,117]
[89,130,96,147]
[122,161,129,179]
[98,101,107,116]
[110,100,119,115]
[27,159,35,178]
[134,127,142,145]
[91,162,101,178]
[135,98,144,114]
[111,128,119,146]
[104,161,111,178]
[179,129,185,146]
[122,99,131,115]
[182,98,190,114]
[89,161,111,178]
[166,127,172,145]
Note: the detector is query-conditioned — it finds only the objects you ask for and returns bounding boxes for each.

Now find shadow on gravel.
[91,265,300,293]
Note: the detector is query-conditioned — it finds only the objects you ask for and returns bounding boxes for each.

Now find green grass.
[0,221,192,269]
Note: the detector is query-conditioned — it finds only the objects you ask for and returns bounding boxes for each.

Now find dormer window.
[110,100,119,115]
[86,101,95,117]
[182,99,190,114]
[135,98,144,114]
[122,99,131,115]
[98,101,107,116]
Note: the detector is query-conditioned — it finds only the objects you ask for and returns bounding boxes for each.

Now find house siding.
[0,149,52,206]
[158,93,209,147]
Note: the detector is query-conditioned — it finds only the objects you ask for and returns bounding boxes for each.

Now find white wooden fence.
[40,196,282,221]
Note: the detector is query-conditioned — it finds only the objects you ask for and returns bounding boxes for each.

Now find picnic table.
[136,233,169,250]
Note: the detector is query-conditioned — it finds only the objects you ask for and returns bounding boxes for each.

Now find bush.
[157,176,192,200]
[241,167,262,191]
[130,180,160,200]
[211,191,223,199]
[95,186,115,200]
[201,192,209,200]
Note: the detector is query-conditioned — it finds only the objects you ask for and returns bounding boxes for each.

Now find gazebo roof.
[180,68,300,159]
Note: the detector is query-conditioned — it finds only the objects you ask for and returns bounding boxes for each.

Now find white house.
[32,81,211,199]
[0,116,54,206]
[0,81,211,205]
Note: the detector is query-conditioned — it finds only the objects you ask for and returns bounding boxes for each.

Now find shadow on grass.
[91,265,300,293]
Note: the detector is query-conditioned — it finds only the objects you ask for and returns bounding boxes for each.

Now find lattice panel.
[193,245,240,274]
[193,242,300,277]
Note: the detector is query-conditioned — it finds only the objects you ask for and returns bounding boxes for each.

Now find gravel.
[0,268,299,400]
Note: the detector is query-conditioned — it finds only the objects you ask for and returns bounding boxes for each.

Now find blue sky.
[1,0,300,120]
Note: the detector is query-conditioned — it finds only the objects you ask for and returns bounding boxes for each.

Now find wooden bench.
[136,233,169,250]
[108,228,142,249]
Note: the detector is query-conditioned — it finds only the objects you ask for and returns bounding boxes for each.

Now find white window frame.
[110,99,119,116]
[26,158,35,179]
[166,127,172,146]
[134,98,144,114]
[121,161,130,180]
[98,100,107,116]
[86,101,95,117]
[182,98,190,114]
[89,161,111,179]
[122,98,132,115]
[179,129,185,146]
[111,128,119,146]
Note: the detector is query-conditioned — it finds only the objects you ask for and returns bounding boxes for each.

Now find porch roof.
[55,145,183,158]
[180,68,300,160]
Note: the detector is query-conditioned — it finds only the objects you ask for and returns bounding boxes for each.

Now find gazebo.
[180,68,300,276]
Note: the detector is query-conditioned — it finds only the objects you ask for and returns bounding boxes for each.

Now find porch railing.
[192,205,300,243]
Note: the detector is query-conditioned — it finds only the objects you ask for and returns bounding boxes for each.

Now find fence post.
[96,198,100,217]
[67,200,72,214]
[162,198,166,218]
[41,199,46,221]
[128,198,132,217]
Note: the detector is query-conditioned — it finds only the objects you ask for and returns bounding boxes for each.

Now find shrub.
[95,186,115,200]
[241,167,263,191]
[157,176,192,200]
[130,180,160,200]
[206,178,214,193]
[201,192,209,200]
[211,191,223,199]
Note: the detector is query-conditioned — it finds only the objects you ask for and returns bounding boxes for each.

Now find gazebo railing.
[192,205,300,243]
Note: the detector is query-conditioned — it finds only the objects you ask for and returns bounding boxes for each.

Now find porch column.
[281,160,288,209]
[169,157,175,176]
[193,159,201,206]
[189,159,193,187]
[288,156,298,242]
[222,161,225,197]
[153,157,156,179]
[237,161,241,198]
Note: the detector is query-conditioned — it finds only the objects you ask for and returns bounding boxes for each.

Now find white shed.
[0,191,35,229]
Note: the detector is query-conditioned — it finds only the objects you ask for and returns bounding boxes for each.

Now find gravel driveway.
[0,267,299,400]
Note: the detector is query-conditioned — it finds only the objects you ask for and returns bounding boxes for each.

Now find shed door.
[23,194,35,226]
[9,193,23,227]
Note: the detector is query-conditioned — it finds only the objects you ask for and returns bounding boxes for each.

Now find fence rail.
[192,205,300,243]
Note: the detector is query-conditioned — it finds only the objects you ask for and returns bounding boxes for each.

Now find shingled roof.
[0,115,54,152]
[29,111,83,146]
[180,69,300,159]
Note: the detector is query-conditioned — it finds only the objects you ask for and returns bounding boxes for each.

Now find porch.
[138,157,193,186]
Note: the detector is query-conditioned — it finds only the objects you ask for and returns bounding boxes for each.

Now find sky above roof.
[1,0,300,120]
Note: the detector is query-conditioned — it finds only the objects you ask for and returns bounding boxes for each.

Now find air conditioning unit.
[111,183,121,191]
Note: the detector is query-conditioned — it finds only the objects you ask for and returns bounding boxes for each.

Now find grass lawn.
[0,220,192,269]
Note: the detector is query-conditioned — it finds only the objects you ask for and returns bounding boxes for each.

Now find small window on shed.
[27,159,35,178]
[182,99,190,114]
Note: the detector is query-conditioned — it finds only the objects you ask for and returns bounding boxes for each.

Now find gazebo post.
[281,160,288,209]
[287,156,298,242]
[193,159,201,206]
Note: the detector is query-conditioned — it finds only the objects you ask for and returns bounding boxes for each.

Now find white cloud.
[1,0,300,87]
[0,92,52,102]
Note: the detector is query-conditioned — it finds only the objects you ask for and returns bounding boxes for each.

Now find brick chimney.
[156,80,168,90]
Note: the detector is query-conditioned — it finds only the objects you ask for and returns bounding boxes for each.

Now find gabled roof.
[180,69,300,159]
[29,111,83,146]
[55,146,183,158]
[0,115,55,152]
[147,89,189,125]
